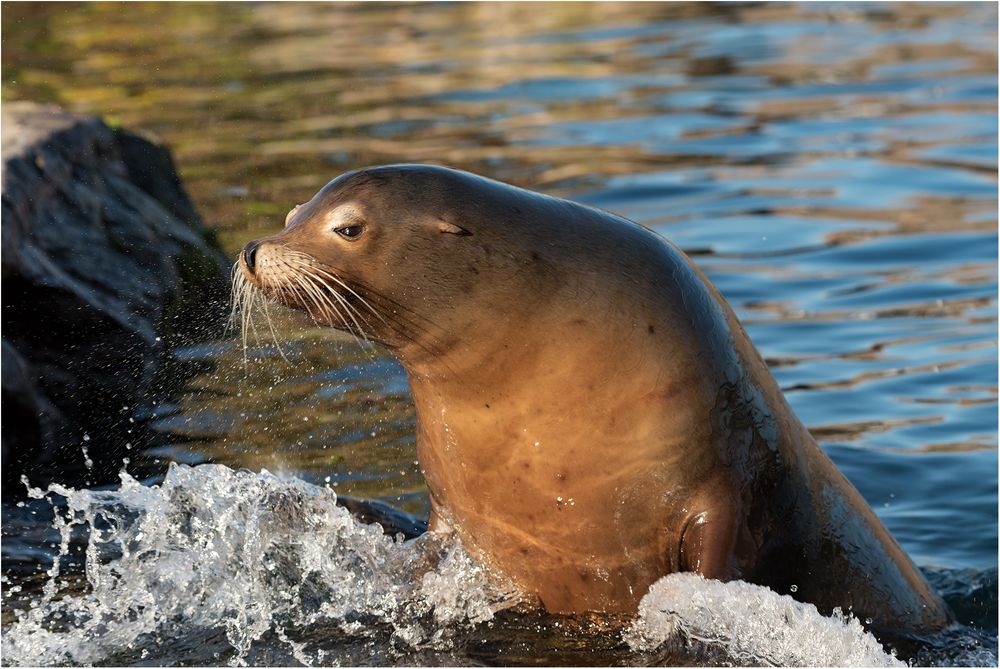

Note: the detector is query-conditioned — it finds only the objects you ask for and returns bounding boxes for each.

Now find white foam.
[625,572,904,667]
[3,463,501,666]
[4,464,971,667]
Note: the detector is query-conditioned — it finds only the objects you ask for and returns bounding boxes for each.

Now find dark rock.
[1,102,231,494]
[1,340,62,486]
[335,495,428,540]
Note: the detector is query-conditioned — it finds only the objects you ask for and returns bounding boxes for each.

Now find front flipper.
[678,509,742,580]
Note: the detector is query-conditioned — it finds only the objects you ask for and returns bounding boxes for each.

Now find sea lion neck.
[388,263,563,378]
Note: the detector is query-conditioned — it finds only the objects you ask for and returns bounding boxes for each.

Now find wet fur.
[238,164,953,637]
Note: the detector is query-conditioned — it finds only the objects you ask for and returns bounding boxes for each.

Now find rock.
[335,495,428,540]
[1,102,231,494]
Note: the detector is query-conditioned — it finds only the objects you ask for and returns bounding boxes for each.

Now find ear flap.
[436,220,472,236]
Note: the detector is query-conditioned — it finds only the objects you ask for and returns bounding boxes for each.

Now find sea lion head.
[238,164,547,359]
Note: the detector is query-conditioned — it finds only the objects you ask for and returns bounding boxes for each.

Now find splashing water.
[3,463,500,666]
[626,573,903,667]
[5,463,988,666]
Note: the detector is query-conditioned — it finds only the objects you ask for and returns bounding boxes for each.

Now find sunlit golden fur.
[236,164,952,636]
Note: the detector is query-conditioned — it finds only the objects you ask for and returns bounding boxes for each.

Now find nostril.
[243,240,262,273]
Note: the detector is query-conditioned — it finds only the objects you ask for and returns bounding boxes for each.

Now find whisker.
[297,271,368,349]
[245,287,265,350]
[362,291,460,374]
[290,271,339,328]
[311,270,379,330]
[234,246,433,363]
[229,266,257,366]
[301,270,372,348]
[245,281,264,355]
[280,250,376,350]
[309,266,387,325]
[226,264,242,339]
[257,270,290,363]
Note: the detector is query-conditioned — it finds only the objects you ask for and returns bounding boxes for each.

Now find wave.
[2,463,991,666]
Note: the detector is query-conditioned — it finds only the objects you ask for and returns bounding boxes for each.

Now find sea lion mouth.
[233,244,380,343]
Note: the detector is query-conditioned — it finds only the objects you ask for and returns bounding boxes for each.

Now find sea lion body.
[240,164,952,635]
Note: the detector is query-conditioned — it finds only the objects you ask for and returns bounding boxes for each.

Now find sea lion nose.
[242,240,262,274]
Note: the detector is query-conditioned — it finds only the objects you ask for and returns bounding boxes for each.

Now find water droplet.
[81,445,93,470]
[790,584,798,592]
[82,434,91,442]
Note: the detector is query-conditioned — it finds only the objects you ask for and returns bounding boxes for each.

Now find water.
[0,466,912,667]
[2,2,996,666]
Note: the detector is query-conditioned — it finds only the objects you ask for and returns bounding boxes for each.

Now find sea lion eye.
[335,224,366,240]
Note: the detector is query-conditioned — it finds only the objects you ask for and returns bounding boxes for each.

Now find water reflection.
[2,1,996,664]
[5,0,994,559]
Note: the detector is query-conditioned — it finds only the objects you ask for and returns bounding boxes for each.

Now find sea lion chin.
[239,163,953,636]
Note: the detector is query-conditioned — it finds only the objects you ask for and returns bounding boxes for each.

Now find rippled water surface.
[2,2,997,666]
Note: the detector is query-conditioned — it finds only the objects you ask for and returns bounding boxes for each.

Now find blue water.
[2,1,996,665]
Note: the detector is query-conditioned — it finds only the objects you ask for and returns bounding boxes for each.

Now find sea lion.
[238,164,952,636]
